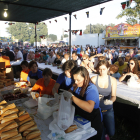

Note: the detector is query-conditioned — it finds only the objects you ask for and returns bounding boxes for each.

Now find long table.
[11,61,140,108]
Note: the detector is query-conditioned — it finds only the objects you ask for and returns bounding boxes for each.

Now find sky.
[0,0,136,40]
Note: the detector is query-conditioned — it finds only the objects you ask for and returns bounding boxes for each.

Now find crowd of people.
[0,44,140,140]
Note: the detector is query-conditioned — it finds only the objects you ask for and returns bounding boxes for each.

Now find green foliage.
[83,23,115,34]
[6,22,48,44]
[64,34,68,37]
[116,0,140,25]
[49,34,57,41]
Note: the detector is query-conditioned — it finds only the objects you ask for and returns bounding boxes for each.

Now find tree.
[116,0,140,25]
[61,35,63,40]
[6,22,48,44]
[49,34,57,41]
[83,23,115,34]
[64,34,68,37]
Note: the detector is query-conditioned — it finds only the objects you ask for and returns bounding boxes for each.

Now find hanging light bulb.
[4,11,7,17]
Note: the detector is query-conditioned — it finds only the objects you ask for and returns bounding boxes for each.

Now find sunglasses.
[83,59,87,60]
[128,63,134,65]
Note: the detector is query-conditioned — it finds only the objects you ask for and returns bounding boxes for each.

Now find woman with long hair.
[119,57,139,82]
[91,60,117,140]
[63,66,103,140]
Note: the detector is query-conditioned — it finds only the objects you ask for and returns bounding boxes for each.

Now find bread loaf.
[23,125,38,136]
[1,108,19,118]
[18,113,30,121]
[0,82,3,85]
[1,128,18,140]
[6,133,22,140]
[0,105,7,110]
[32,136,42,140]
[0,122,18,136]
[26,130,41,140]
[19,121,35,132]
[0,103,16,115]
[0,120,15,130]
[0,100,7,105]
[1,113,18,124]
[18,110,26,116]
[65,125,78,133]
[18,117,32,126]
[0,85,4,89]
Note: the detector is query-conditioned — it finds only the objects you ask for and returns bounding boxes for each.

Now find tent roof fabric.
[0,0,112,23]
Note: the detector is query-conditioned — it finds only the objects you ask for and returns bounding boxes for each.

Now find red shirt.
[35,54,41,58]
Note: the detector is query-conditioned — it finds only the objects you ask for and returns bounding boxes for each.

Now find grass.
[110,115,137,140]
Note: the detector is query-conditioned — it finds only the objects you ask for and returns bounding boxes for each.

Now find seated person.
[0,51,11,68]
[72,51,81,66]
[110,64,121,79]
[53,53,63,66]
[61,53,69,64]
[47,51,56,64]
[35,50,40,61]
[39,52,44,63]
[125,56,131,63]
[20,61,30,82]
[52,60,77,94]
[27,49,35,61]
[27,61,43,86]
[119,57,139,82]
[23,50,27,61]
[42,51,49,62]
[32,68,56,97]
[80,54,94,73]
[114,57,128,75]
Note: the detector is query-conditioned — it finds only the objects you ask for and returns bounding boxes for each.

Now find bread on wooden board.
[65,125,78,133]
[18,113,30,121]
[1,108,19,118]
[6,133,22,140]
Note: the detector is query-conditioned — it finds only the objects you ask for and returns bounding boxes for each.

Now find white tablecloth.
[17,103,96,140]
[10,61,140,107]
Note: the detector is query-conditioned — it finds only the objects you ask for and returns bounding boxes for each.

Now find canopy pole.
[69,13,72,60]
[35,23,37,49]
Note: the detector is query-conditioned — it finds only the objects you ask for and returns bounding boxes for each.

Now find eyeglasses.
[83,59,86,60]
[129,63,134,65]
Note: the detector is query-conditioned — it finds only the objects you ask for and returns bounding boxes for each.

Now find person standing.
[91,60,117,140]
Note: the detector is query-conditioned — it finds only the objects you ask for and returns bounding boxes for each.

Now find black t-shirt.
[5,51,15,61]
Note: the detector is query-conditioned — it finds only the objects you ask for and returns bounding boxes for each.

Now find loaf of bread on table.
[23,124,38,136]
[0,105,7,110]
[1,113,18,124]
[26,130,41,140]
[0,85,4,89]
[65,125,78,133]
[0,121,18,136]
[0,100,7,106]
[19,120,35,132]
[6,133,22,140]
[0,82,3,85]
[1,108,19,118]
[0,120,15,130]
[18,113,30,121]
[32,136,42,140]
[18,110,27,117]
[1,128,18,140]
[0,103,16,115]
[18,117,32,126]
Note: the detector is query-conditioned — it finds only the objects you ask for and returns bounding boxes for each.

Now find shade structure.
[0,0,112,23]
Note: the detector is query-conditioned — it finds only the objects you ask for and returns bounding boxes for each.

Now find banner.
[105,23,140,38]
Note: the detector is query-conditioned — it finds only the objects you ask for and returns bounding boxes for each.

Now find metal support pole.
[90,24,91,34]
[35,23,37,49]
[98,33,99,47]
[69,13,72,60]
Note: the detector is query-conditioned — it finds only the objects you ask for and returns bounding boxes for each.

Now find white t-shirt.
[16,50,23,61]
[47,55,56,63]
[61,58,69,64]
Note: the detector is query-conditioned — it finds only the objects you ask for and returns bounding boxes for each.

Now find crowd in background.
[0,44,140,140]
